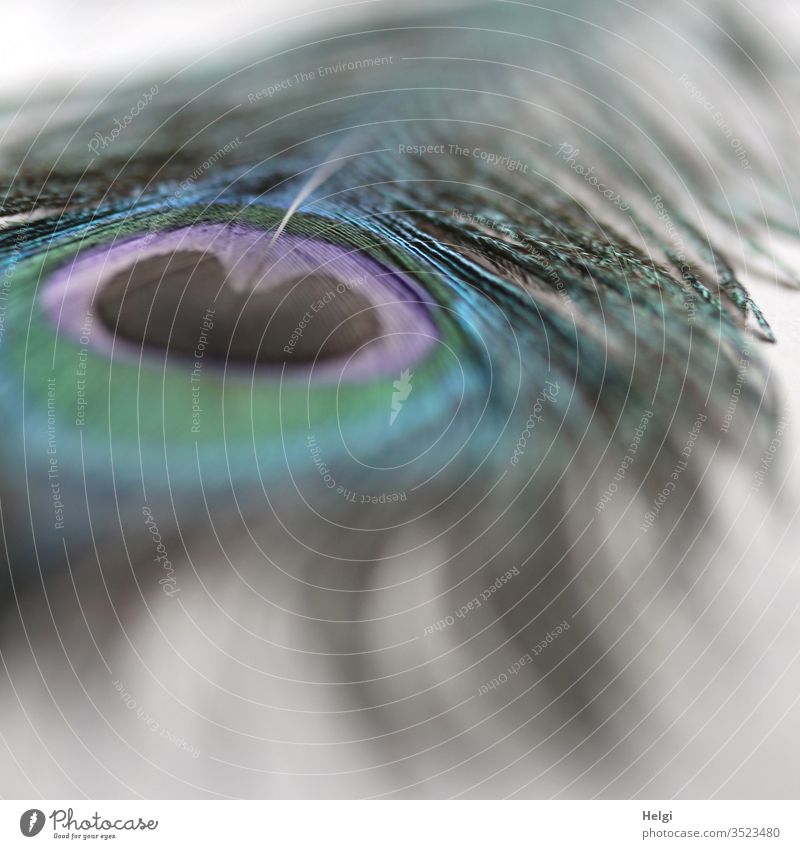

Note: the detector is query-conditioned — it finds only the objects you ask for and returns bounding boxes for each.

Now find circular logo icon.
[19,809,46,837]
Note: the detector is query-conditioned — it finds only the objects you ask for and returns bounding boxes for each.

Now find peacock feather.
[0,0,798,799]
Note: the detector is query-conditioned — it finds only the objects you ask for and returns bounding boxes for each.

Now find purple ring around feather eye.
[41,221,441,380]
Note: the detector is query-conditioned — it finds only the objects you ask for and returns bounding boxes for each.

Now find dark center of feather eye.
[95,250,381,364]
